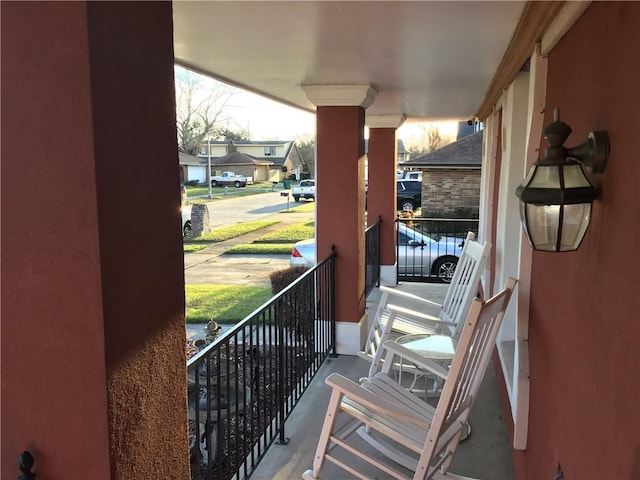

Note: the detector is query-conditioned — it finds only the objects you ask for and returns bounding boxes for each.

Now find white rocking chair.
[359,232,490,380]
[302,277,517,480]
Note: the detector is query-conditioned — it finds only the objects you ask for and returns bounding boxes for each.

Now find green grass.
[281,201,315,213]
[185,220,279,243]
[226,243,295,254]
[183,243,209,253]
[185,284,272,323]
[253,220,314,243]
[187,182,279,201]
[185,186,210,197]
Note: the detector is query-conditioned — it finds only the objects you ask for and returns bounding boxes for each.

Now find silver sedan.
[290,223,464,281]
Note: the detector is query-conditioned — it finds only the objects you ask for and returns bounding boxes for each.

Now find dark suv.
[397,179,422,211]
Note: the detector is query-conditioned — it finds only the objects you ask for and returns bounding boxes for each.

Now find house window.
[264,146,276,156]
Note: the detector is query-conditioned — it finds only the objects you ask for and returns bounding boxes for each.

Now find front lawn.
[253,220,314,243]
[185,220,279,243]
[186,182,278,200]
[183,243,208,253]
[225,244,294,255]
[185,284,272,323]
[281,201,315,213]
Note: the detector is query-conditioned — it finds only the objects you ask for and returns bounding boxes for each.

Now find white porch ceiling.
[173,1,526,122]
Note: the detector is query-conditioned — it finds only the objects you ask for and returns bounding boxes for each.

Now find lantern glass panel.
[559,203,592,251]
[528,164,561,188]
[525,204,560,251]
[562,164,592,188]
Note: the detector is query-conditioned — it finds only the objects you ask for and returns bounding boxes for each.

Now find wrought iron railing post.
[329,246,337,358]
[395,214,401,284]
[276,297,289,445]
[376,215,382,287]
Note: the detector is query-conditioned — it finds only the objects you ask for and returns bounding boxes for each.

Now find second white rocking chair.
[359,232,490,379]
[302,277,517,480]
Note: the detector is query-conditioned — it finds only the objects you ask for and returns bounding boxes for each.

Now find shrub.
[269,266,315,374]
[270,267,309,294]
[452,206,479,219]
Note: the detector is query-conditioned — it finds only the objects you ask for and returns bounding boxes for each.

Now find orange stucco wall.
[367,128,398,266]
[512,3,640,478]
[316,106,366,323]
[1,2,190,479]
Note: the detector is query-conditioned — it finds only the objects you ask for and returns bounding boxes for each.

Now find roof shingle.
[403,130,483,168]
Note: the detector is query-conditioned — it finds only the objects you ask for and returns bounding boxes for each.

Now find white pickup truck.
[292,179,315,201]
[211,171,247,188]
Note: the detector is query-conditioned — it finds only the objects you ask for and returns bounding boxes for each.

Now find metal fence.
[365,218,381,297]
[187,253,336,480]
[396,217,479,283]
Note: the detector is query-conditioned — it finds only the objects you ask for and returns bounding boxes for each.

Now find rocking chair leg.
[302,388,344,479]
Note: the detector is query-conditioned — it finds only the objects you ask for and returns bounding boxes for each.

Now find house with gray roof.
[178,151,207,184]
[195,139,306,183]
[400,130,483,216]
[210,151,273,183]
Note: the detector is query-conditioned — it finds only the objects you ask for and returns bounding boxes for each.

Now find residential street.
[197,189,304,228]
[184,191,314,286]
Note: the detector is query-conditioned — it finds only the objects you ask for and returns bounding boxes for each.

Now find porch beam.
[476,1,565,120]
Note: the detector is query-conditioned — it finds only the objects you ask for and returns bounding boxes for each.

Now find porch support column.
[1,3,189,479]
[366,115,406,286]
[304,85,377,354]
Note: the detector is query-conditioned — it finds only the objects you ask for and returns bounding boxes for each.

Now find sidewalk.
[183,207,312,285]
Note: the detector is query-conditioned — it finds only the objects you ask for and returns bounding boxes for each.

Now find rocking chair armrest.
[387,304,456,328]
[325,373,430,428]
[379,286,443,309]
[382,340,449,380]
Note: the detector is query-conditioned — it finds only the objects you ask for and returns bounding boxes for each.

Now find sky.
[222,89,317,141]
[176,65,458,144]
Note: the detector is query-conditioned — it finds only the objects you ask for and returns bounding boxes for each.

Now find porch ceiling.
[172,1,526,122]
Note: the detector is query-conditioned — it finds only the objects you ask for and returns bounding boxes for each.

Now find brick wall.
[422,168,481,216]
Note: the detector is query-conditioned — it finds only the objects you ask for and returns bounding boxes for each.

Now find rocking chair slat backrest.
[415,277,517,478]
[360,232,491,380]
[438,233,490,338]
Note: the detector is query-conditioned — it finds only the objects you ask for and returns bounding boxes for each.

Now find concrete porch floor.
[249,282,515,480]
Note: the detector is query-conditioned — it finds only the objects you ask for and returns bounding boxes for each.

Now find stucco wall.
[513,3,640,479]
[1,3,190,479]
[422,169,481,216]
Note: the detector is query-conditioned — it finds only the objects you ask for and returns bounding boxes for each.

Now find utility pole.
[207,138,212,199]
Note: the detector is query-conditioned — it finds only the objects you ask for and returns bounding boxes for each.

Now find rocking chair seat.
[396,333,457,361]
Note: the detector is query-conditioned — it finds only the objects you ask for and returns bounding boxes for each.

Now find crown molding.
[302,84,378,108]
[366,115,406,129]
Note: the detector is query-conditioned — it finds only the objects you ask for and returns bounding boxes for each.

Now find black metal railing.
[187,253,336,480]
[364,217,381,297]
[396,217,479,283]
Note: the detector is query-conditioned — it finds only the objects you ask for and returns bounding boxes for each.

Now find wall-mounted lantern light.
[515,108,610,252]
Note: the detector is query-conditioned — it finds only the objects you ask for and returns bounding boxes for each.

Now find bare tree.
[215,127,250,143]
[175,67,236,155]
[294,135,315,177]
[405,124,445,159]
[407,144,429,159]
[427,125,442,152]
